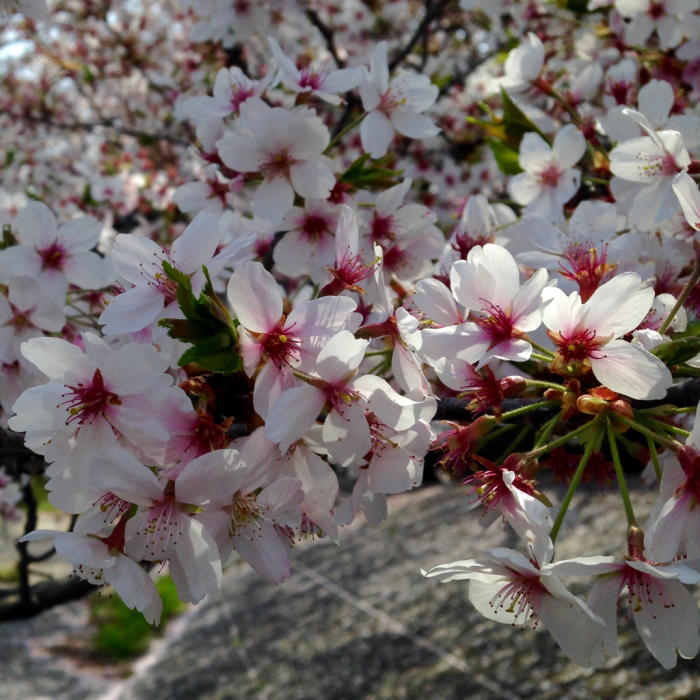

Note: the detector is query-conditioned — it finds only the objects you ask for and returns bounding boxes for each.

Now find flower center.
[489,572,545,627]
[475,300,515,346]
[38,241,66,271]
[299,213,331,241]
[298,68,325,90]
[559,244,615,302]
[537,164,562,188]
[549,327,606,367]
[263,319,301,369]
[261,149,296,179]
[60,368,122,425]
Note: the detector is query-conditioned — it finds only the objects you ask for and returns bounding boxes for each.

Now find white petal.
[360,111,394,159]
[591,339,672,400]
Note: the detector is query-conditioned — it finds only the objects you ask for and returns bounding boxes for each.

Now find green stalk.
[324,112,366,153]
[612,414,683,452]
[658,256,700,335]
[550,414,603,542]
[529,418,600,459]
[499,399,557,422]
[524,379,566,392]
[606,418,637,526]
[646,435,662,483]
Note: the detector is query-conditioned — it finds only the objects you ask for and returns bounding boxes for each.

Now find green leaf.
[652,335,700,366]
[340,154,401,190]
[160,262,241,373]
[487,138,523,175]
[500,87,547,145]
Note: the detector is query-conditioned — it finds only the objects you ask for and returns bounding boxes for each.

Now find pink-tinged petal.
[98,285,165,335]
[421,558,499,582]
[253,362,296,420]
[508,172,541,206]
[290,296,358,363]
[538,591,608,668]
[518,131,552,172]
[541,287,583,336]
[171,211,222,274]
[101,343,169,395]
[368,449,417,494]
[610,135,670,183]
[265,384,326,452]
[108,555,163,625]
[58,215,101,251]
[390,109,440,139]
[0,246,41,282]
[231,520,290,583]
[638,80,674,128]
[315,330,368,381]
[175,449,242,507]
[644,495,688,563]
[359,78,381,111]
[628,176,679,231]
[413,278,460,324]
[323,402,371,467]
[587,573,622,656]
[673,171,700,230]
[172,181,211,212]
[323,66,363,93]
[52,532,116,569]
[253,176,294,220]
[481,337,532,366]
[583,273,653,337]
[227,260,283,334]
[375,179,412,216]
[109,234,167,287]
[216,132,263,172]
[20,336,93,379]
[62,250,108,289]
[545,556,618,577]
[91,447,163,505]
[14,201,57,247]
[591,339,672,400]
[632,578,700,669]
[511,268,548,331]
[258,477,303,527]
[552,125,586,169]
[420,323,487,365]
[353,374,425,431]
[360,110,394,159]
[289,158,336,200]
[369,41,389,92]
[168,517,222,604]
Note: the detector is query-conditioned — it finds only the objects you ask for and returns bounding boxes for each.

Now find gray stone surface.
[1,480,699,700]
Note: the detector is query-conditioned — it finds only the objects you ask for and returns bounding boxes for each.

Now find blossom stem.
[524,379,566,392]
[499,399,557,422]
[526,338,556,358]
[325,112,366,153]
[646,436,663,483]
[606,417,637,526]
[534,412,562,448]
[531,352,555,363]
[495,425,530,463]
[639,405,697,415]
[550,414,603,542]
[658,255,700,335]
[611,414,683,452]
[529,417,600,459]
[644,416,690,438]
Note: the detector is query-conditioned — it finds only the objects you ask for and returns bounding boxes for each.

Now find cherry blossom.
[359,41,440,159]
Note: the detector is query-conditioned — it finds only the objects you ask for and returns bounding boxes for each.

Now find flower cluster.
[2,0,700,672]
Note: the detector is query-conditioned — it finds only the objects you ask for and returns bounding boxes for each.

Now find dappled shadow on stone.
[127,483,700,699]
